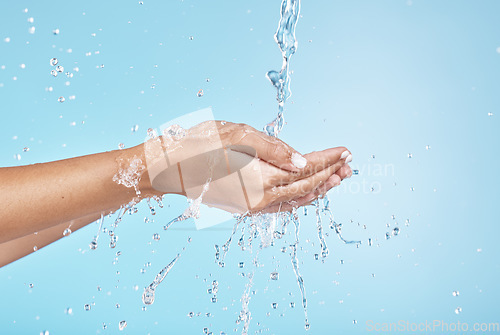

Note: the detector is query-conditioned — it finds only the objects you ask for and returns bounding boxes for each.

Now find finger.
[335,163,353,181]
[259,174,342,214]
[223,123,307,172]
[301,147,351,176]
[265,153,348,187]
[268,163,337,204]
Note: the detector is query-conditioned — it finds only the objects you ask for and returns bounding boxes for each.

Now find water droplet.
[33,246,38,251]
[270,272,279,280]
[153,233,160,241]
[197,89,204,97]
[189,36,194,40]
[425,145,431,150]
[487,112,493,116]
[20,63,26,69]
[29,283,34,288]
[118,143,125,149]
[139,1,143,4]
[52,28,60,35]
[188,311,194,318]
[408,153,413,158]
[89,240,98,250]
[353,320,357,324]
[452,290,460,297]
[141,306,147,311]
[28,26,36,34]
[65,307,73,315]
[392,227,400,236]
[51,70,58,77]
[131,124,139,132]
[211,297,217,303]
[118,320,127,331]
[410,187,415,191]
[272,302,277,309]
[63,228,71,236]
[102,323,107,330]
[290,302,295,308]
[39,331,49,335]
[27,17,34,23]
[115,303,120,308]
[56,65,64,72]
[23,147,29,152]
[454,307,462,314]
[58,96,65,103]
[314,254,318,260]
[352,169,359,175]
[84,304,91,311]
[239,262,244,268]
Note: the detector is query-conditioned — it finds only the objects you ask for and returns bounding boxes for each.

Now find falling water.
[265,0,301,137]
[142,253,181,305]
[290,209,309,330]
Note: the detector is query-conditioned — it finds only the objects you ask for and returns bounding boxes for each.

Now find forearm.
[0,211,103,268]
[0,143,159,244]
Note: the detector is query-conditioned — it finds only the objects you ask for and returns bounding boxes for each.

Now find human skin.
[0,121,352,267]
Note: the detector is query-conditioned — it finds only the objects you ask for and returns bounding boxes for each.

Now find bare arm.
[0,121,352,268]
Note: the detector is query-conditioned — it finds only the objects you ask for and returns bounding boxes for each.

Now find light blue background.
[1,0,499,334]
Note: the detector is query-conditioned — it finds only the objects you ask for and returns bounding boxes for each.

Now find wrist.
[120,143,165,199]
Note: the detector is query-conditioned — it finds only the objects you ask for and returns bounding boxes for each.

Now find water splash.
[142,253,181,305]
[265,0,301,137]
[314,199,329,259]
[215,215,246,267]
[89,214,104,250]
[323,195,361,245]
[163,179,211,230]
[236,270,254,335]
[290,209,309,330]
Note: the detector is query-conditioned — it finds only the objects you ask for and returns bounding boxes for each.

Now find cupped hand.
[144,120,352,214]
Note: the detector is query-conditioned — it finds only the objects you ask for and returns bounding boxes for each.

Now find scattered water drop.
[454,307,462,314]
[189,36,194,40]
[52,28,60,35]
[56,65,64,72]
[65,307,73,315]
[28,26,35,34]
[239,262,244,268]
[197,89,204,97]
[63,228,71,236]
[452,290,460,297]
[270,272,279,280]
[272,302,278,309]
[58,96,65,103]
[29,283,34,288]
[408,153,413,158]
[23,147,29,152]
[153,233,160,241]
[118,143,125,149]
[84,304,91,311]
[51,70,58,77]
[4,37,11,43]
[33,246,38,251]
[118,320,127,331]
[392,227,400,236]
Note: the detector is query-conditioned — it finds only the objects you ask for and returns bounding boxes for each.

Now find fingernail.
[346,170,353,178]
[291,152,307,169]
[341,150,350,159]
[345,154,352,163]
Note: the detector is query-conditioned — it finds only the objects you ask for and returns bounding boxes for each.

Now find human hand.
[143,121,352,214]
